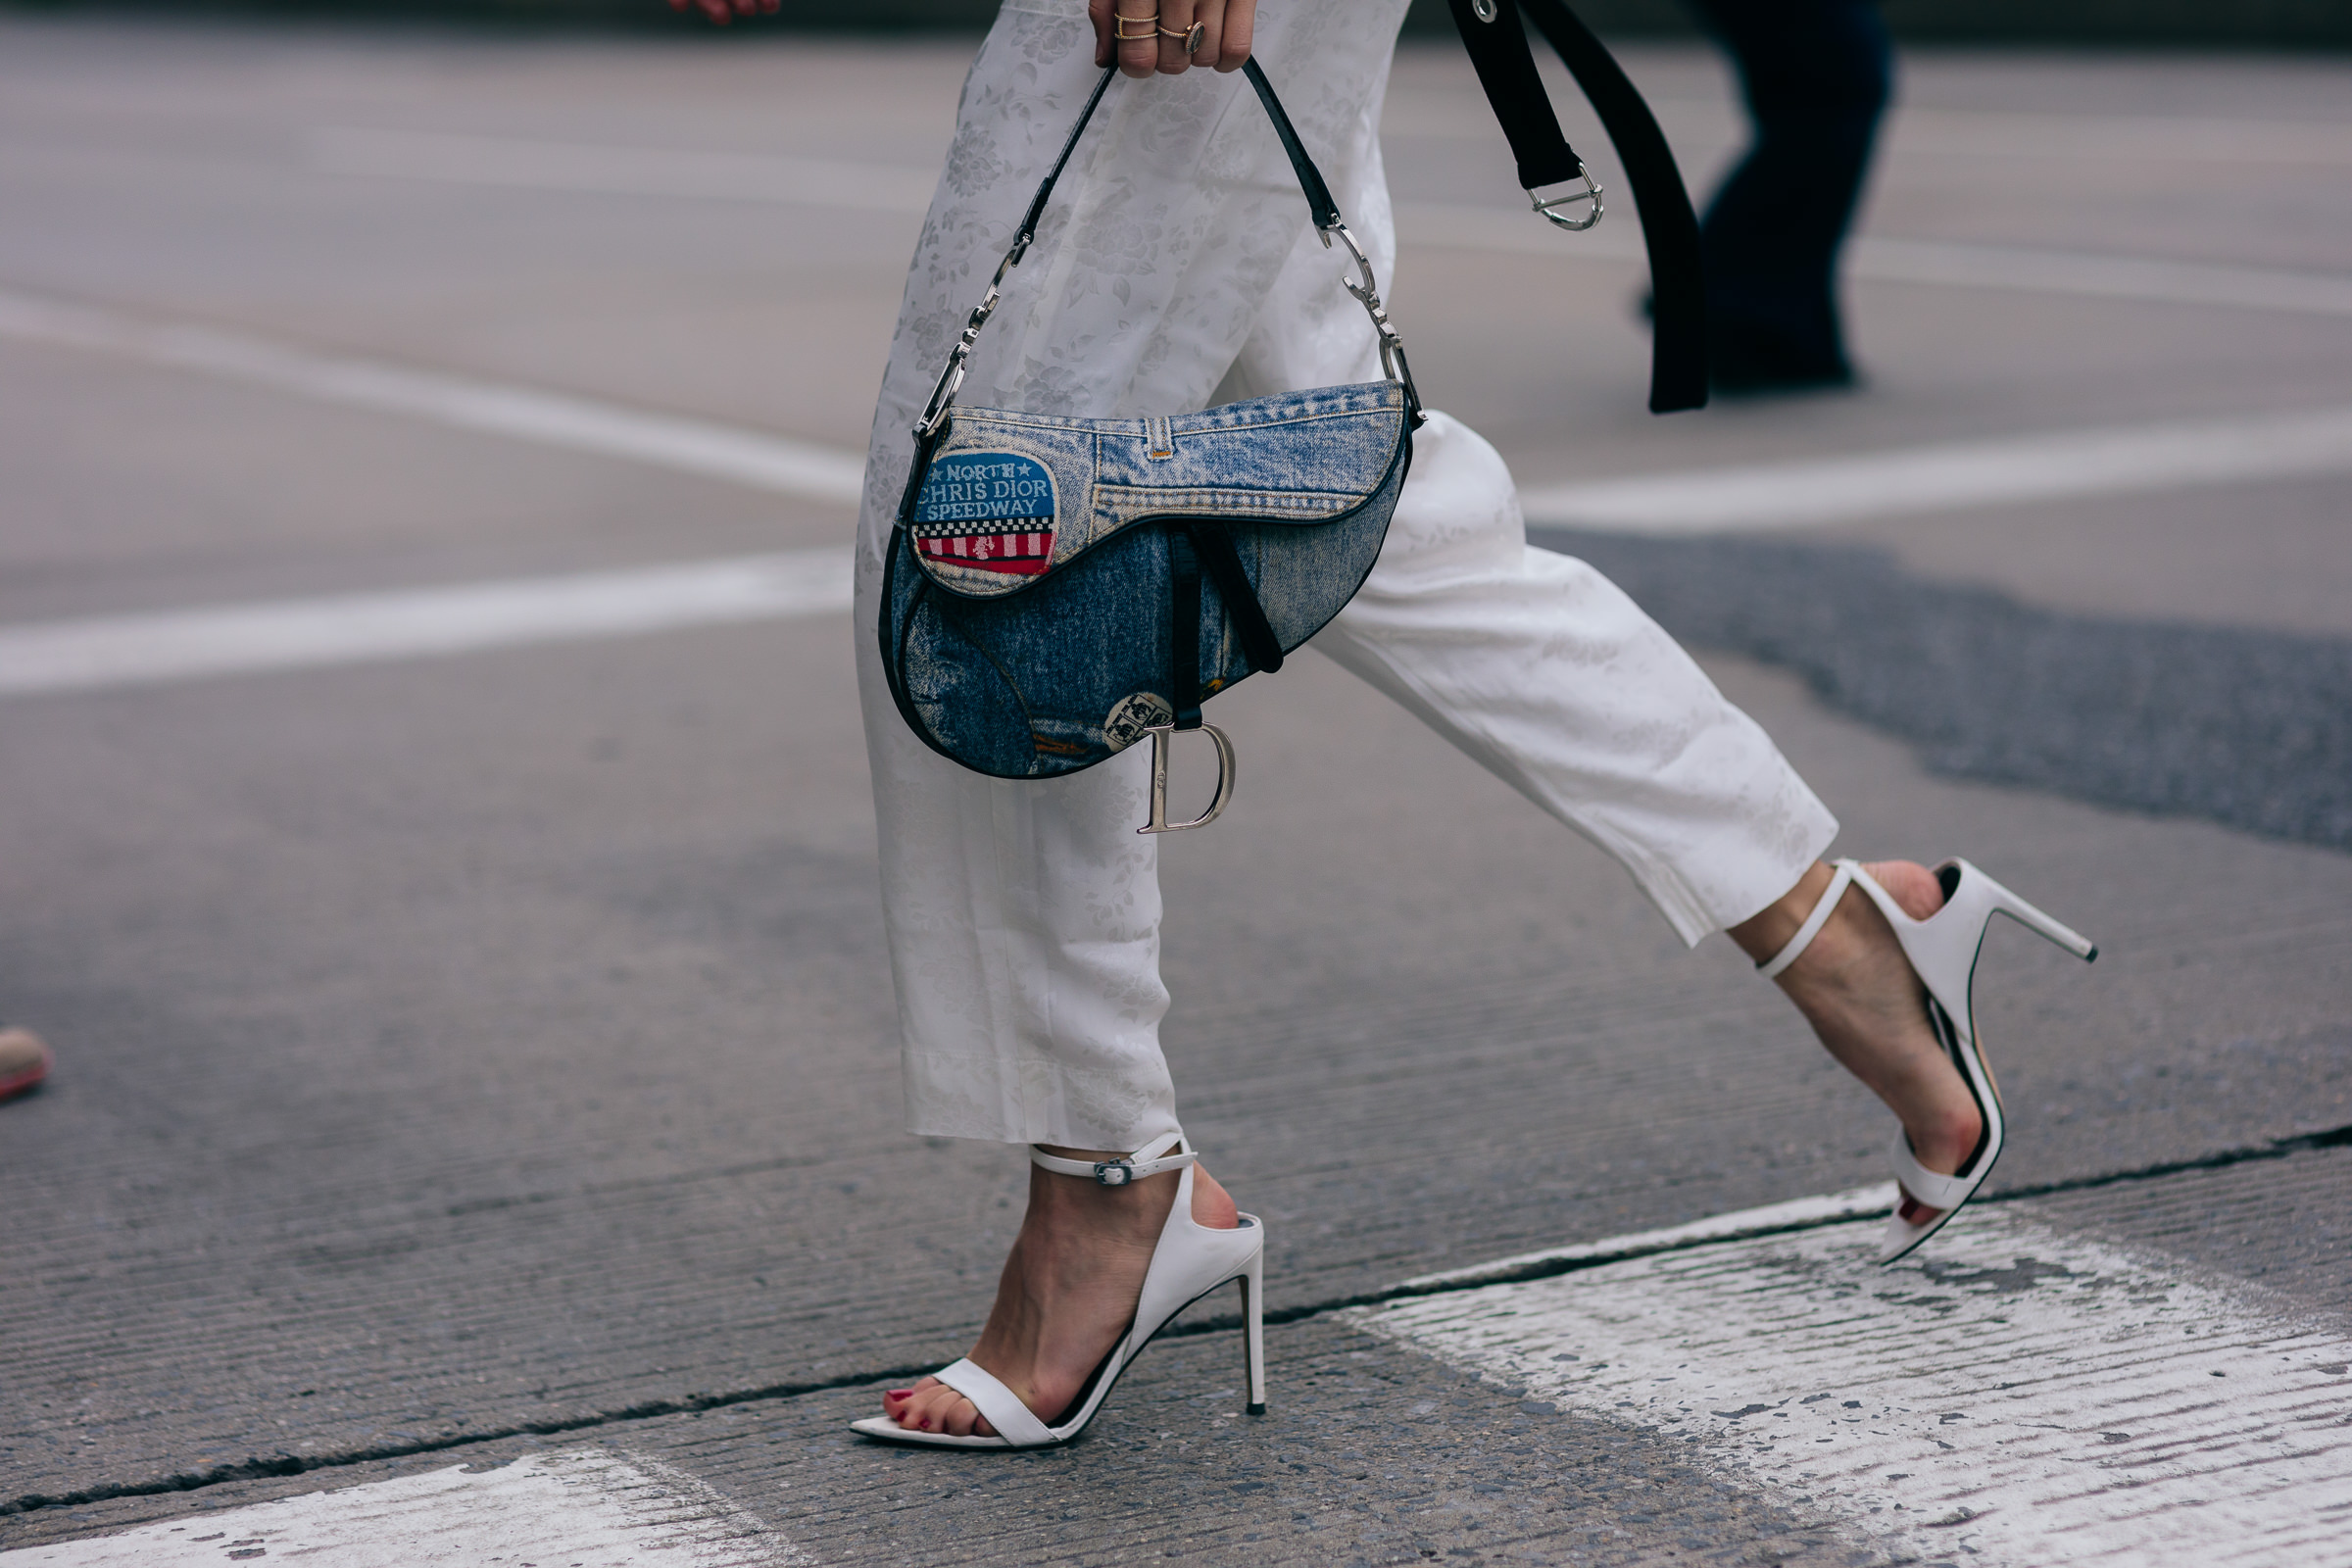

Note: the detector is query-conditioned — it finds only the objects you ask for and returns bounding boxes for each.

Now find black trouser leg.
[1684,0,1893,390]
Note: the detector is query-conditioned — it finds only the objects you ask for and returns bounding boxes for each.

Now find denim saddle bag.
[881,60,1424,828]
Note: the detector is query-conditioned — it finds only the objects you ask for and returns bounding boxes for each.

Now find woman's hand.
[669,0,779,24]
[1090,0,1255,77]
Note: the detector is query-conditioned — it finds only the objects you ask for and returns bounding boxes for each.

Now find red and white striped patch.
[914,526,1053,575]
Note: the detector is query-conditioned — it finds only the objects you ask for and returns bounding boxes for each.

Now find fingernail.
[885,1390,912,1399]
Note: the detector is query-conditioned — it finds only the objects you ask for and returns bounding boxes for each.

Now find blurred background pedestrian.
[1685,0,1893,392]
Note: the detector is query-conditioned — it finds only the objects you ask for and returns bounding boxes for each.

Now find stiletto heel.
[1979,867,2098,963]
[850,1130,1265,1449]
[1758,858,2097,1266]
[1240,1247,1267,1416]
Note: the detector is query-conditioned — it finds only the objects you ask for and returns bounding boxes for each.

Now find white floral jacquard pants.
[853,0,1838,1150]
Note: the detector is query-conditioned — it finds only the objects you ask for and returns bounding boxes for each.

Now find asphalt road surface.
[2,17,2349,1566]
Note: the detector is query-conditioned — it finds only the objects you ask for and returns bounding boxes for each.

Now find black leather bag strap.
[910,58,1420,449]
[1167,529,1204,730]
[1241,59,1342,229]
[1446,0,1588,191]
[1446,0,1709,415]
[1004,65,1121,271]
[1007,60,1339,288]
[1187,523,1285,676]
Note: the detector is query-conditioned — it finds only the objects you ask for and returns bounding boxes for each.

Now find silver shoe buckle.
[1094,1160,1135,1187]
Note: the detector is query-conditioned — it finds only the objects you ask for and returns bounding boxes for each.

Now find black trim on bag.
[1185,521,1284,677]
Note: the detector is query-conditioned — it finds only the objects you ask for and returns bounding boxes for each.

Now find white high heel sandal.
[850,1131,1267,1448]
[1757,858,2097,1265]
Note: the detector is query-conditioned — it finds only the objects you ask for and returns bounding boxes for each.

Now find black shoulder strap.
[1241,58,1343,230]
[1004,64,1122,269]
[1009,61,1343,263]
[912,58,1422,451]
[1446,0,1709,415]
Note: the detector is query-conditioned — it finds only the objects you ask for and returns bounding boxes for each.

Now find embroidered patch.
[1102,692,1174,752]
[911,451,1057,576]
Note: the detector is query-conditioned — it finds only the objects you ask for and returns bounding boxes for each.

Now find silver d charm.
[1138,723,1236,834]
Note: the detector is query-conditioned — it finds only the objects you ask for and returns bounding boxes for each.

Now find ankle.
[1026,1150,1179,1235]
[1729,860,1835,966]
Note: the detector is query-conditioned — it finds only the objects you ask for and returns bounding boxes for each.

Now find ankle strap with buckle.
[1030,1131,1199,1187]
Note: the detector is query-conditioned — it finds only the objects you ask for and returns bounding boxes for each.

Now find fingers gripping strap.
[1031,1132,1198,1186]
[1756,861,1853,981]
[931,1358,1056,1447]
[1889,1129,1978,1211]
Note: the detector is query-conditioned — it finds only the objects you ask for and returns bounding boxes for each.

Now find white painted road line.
[1852,236,2352,319]
[0,1447,806,1567]
[8,284,2351,545]
[2,404,2334,699]
[0,551,852,699]
[1396,202,2352,320]
[310,125,939,217]
[1878,105,2352,169]
[0,288,866,507]
[1364,1200,2352,1567]
[1519,404,2352,535]
[1398,1182,1898,1292]
[298,128,2352,320]
[1381,95,2352,169]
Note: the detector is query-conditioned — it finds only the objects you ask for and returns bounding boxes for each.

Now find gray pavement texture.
[3,19,2351,1566]
[1532,527,2352,851]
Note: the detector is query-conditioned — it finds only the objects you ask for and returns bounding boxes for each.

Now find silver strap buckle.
[1094,1160,1135,1187]
[1529,168,1604,232]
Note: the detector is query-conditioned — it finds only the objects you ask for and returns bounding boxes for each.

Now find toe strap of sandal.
[1030,1130,1198,1188]
[1888,1128,1978,1211]
[1756,861,1856,981]
[931,1358,1056,1446]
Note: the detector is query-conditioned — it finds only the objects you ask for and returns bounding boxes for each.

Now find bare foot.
[1731,860,1979,1224]
[880,1152,1240,1438]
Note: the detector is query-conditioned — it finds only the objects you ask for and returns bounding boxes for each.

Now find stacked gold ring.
[1111,11,1158,39]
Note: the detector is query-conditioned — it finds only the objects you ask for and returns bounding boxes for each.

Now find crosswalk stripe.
[1363,1198,2352,1567]
[0,1447,806,1567]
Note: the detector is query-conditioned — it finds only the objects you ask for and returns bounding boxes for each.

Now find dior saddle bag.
[882,14,1704,832]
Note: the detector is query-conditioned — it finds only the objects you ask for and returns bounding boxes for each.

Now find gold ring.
[1112,11,1160,40]
[1160,21,1205,52]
